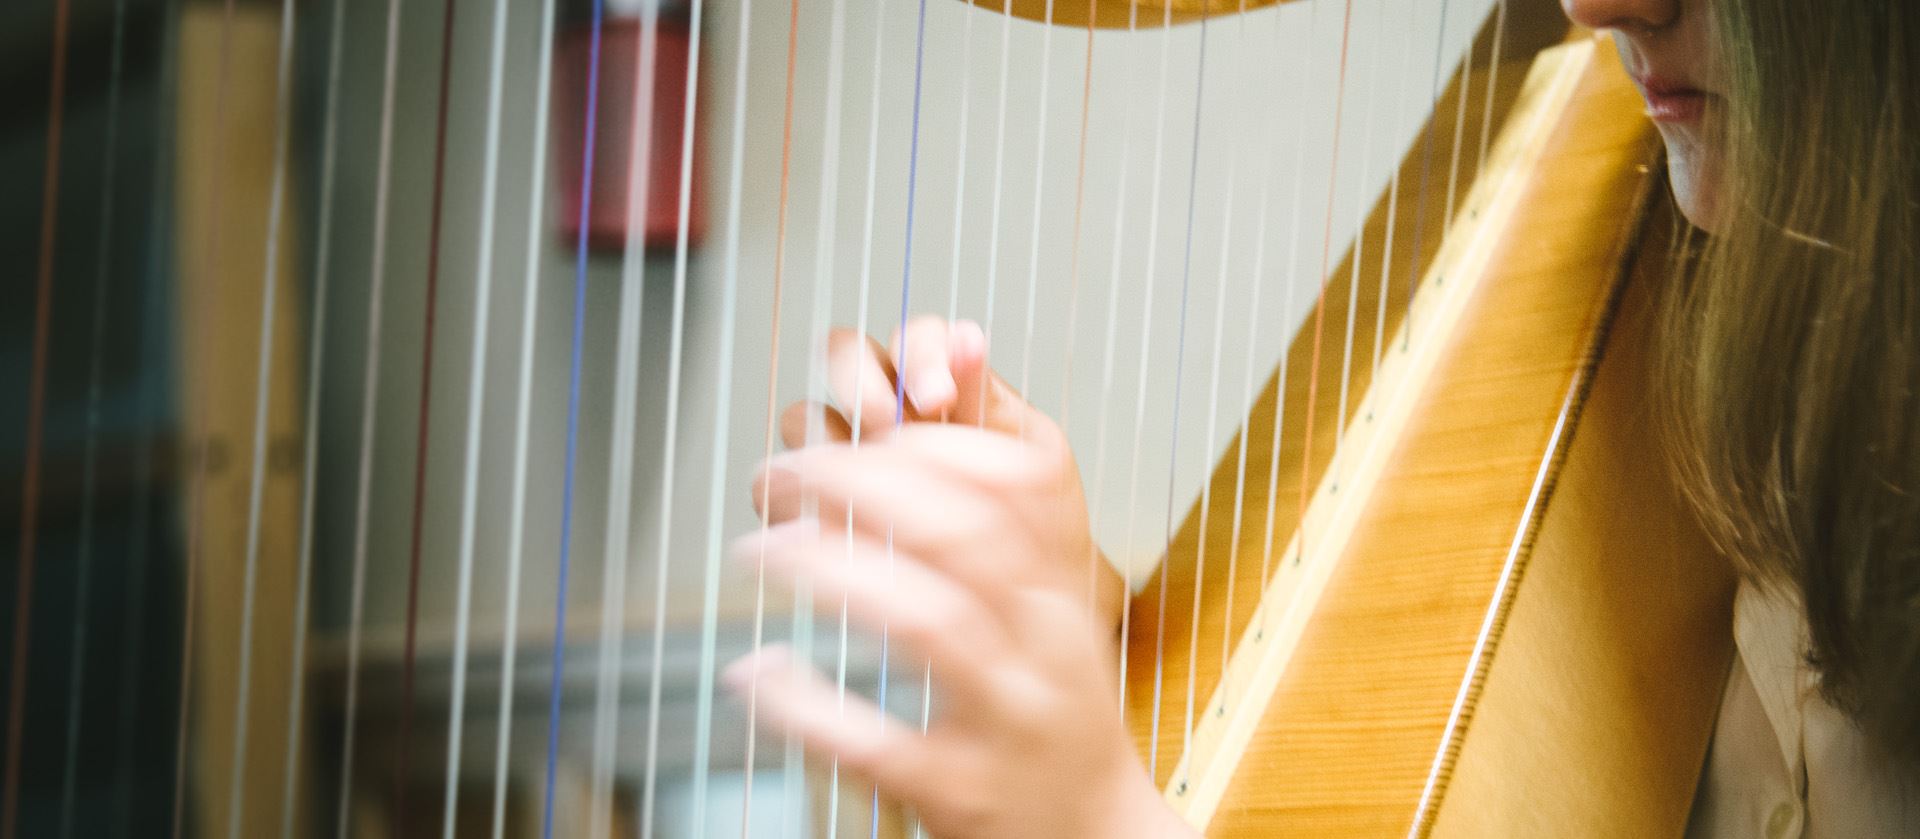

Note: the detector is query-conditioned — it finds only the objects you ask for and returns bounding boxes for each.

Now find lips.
[1636,76,1710,123]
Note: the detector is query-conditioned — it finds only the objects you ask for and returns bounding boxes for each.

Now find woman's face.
[1562,0,1729,232]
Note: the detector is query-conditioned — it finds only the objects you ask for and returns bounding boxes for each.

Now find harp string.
[442,0,520,831]
[917,3,983,831]
[1014,0,1058,432]
[795,0,853,821]
[1258,0,1318,608]
[1479,0,1508,175]
[1093,0,1144,717]
[1161,0,1214,791]
[1135,0,1179,780]
[495,0,561,832]
[585,2,662,835]
[980,0,1011,436]
[1192,0,1255,742]
[868,0,936,828]
[1443,8,1474,237]
[639,0,712,834]
[226,0,300,833]
[796,0,854,830]
[863,1,941,834]
[1401,0,1451,353]
[824,0,896,829]
[1064,0,1098,620]
[795,0,854,833]
[946,5,980,348]
[1221,0,1295,669]
[56,0,128,834]
[1336,0,1386,451]
[1295,0,1359,575]
[337,0,408,830]
[687,0,755,826]
[1374,0,1418,382]
[280,0,349,832]
[537,0,608,832]
[740,0,805,829]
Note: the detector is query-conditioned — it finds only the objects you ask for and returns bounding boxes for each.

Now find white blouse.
[1686,583,1920,838]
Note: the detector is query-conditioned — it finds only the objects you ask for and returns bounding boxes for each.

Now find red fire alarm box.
[554,0,705,253]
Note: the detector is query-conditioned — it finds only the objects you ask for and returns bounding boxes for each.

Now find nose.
[1560,0,1678,32]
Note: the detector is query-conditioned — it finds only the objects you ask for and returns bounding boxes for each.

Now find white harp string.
[1257,0,1320,628]
[1015,0,1057,427]
[1479,0,1509,177]
[853,1,893,833]
[493,0,560,833]
[740,0,806,829]
[915,0,981,825]
[1335,0,1385,453]
[1130,0,1179,780]
[442,0,516,831]
[794,0,856,835]
[1163,3,1212,790]
[794,0,855,835]
[225,1,296,833]
[690,0,754,827]
[1092,0,1143,717]
[639,0,711,835]
[279,0,349,832]
[1221,0,1288,668]
[1374,0,1419,381]
[1185,55,1241,782]
[1444,1,1473,236]
[587,4,662,836]
[337,0,407,832]
[979,0,1012,433]
[800,0,853,830]
[824,0,893,831]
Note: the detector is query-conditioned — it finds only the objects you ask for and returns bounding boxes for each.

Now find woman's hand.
[771,316,1125,625]
[723,317,1191,838]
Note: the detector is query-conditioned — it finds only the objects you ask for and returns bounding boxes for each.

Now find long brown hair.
[1658,0,1919,763]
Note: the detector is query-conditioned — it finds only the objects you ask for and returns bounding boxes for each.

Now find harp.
[0,0,1735,836]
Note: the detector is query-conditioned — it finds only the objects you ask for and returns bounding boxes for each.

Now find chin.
[1670,175,1720,232]
[1660,129,1727,234]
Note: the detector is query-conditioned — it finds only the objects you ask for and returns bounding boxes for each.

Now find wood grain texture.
[1121,6,1559,791]
[1122,0,1570,800]
[1168,37,1603,828]
[1425,199,1735,839]
[1127,30,1729,835]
